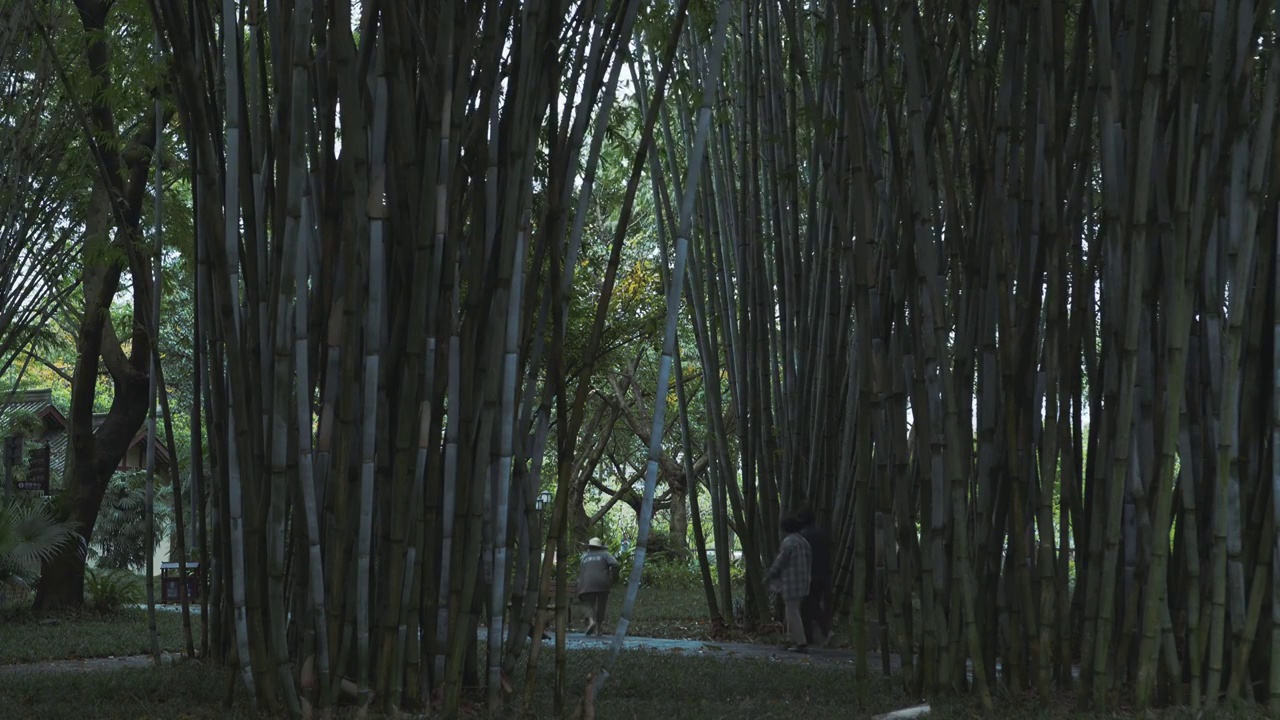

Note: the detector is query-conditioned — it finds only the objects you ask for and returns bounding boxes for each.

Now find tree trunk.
[33,0,164,603]
[570,483,592,543]
[36,332,153,611]
[35,466,114,608]
[667,477,688,558]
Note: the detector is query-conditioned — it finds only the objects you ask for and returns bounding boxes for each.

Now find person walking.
[796,508,833,645]
[767,514,813,653]
[577,537,619,636]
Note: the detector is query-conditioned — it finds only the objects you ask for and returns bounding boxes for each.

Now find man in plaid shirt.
[768,514,813,652]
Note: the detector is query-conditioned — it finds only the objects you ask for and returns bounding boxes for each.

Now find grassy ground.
[0,652,1269,720]
[0,586,1269,719]
[0,649,902,720]
[0,587,742,667]
[588,584,870,649]
[602,586,783,641]
[0,606,190,664]
[0,661,233,719]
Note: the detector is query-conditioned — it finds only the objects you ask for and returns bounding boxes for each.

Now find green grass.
[0,649,907,720]
[0,650,1270,720]
[0,661,241,720]
[924,693,1268,720]
[565,649,898,719]
[0,607,189,664]
[588,585,793,645]
[0,586,745,667]
[0,588,1268,719]
[0,584,780,664]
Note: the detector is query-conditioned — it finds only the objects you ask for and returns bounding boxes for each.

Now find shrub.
[641,529,684,563]
[639,556,703,591]
[0,496,81,608]
[85,567,143,612]
[90,471,172,571]
[640,563,697,590]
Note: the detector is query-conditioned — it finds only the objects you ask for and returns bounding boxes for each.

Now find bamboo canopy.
[0,1,89,380]
[139,0,1280,716]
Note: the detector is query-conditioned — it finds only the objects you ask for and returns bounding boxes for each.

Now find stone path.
[128,603,889,667]
[501,629,896,668]
[0,652,182,676]
[0,633,888,676]
[128,602,202,614]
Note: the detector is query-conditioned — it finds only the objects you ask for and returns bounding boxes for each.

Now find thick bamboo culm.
[142,0,1280,716]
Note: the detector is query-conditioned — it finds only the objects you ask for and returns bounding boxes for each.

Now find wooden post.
[3,435,24,500]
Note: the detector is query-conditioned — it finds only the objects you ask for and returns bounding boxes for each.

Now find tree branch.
[18,348,74,384]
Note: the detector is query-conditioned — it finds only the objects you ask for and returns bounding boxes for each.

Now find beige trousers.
[784,598,807,646]
[580,591,610,634]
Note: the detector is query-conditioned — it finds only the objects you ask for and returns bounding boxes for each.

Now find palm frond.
[0,499,82,580]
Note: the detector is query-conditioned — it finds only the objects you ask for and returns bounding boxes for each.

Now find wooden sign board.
[17,444,49,494]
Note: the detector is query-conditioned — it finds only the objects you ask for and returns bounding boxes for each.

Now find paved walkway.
[0,633,886,676]
[538,631,890,667]
[0,652,182,676]
[129,603,202,614]
[129,604,885,667]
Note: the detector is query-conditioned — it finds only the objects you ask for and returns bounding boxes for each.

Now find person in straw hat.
[577,536,619,636]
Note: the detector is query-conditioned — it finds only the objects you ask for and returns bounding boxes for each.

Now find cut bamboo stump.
[872,704,931,720]
[575,670,597,720]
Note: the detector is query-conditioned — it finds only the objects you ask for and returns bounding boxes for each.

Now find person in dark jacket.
[577,537,619,636]
[796,509,832,645]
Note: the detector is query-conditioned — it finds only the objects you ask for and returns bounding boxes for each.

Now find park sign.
[16,443,50,494]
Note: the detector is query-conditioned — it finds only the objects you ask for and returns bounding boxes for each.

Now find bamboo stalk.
[1271,201,1280,715]
[595,0,732,695]
[143,26,164,670]
[486,218,526,710]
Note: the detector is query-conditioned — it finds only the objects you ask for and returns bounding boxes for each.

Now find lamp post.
[534,490,555,566]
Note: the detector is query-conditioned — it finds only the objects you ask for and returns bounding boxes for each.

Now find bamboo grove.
[676,0,1280,713]
[112,0,1280,716]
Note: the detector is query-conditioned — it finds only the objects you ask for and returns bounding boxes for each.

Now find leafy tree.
[24,0,170,610]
